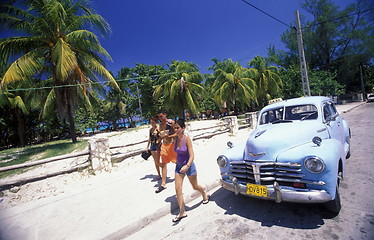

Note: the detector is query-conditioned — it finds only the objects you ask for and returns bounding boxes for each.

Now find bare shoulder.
[185,135,192,144]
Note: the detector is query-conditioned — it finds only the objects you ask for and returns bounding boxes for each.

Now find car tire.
[323,173,342,215]
[346,142,351,159]
[346,150,351,159]
[346,129,351,159]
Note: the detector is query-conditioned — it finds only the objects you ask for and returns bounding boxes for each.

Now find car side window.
[259,107,283,124]
[323,102,336,121]
[329,102,338,116]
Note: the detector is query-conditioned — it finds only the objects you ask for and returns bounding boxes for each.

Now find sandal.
[172,214,187,222]
[155,186,166,193]
[202,195,210,204]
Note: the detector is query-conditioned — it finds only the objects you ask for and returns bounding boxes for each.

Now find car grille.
[229,160,304,186]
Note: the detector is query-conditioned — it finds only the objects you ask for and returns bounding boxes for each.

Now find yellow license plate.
[246,183,268,197]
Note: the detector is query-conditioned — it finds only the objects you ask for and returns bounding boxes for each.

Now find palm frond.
[2,49,45,86]
[0,92,12,106]
[170,79,181,101]
[184,89,199,114]
[0,4,35,33]
[52,38,78,82]
[83,56,120,91]
[11,95,28,115]
[41,89,56,119]
[0,36,45,61]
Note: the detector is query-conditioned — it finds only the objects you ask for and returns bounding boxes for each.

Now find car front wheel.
[323,173,342,215]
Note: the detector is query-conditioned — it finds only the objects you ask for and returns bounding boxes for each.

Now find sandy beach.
[0,119,228,210]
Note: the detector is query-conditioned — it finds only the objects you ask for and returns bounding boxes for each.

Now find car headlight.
[217,156,228,168]
[304,156,325,173]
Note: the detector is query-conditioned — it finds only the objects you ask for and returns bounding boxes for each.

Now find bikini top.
[150,128,160,144]
[165,119,174,135]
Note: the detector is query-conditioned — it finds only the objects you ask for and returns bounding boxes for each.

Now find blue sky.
[93,0,352,75]
[93,0,355,75]
[95,0,305,74]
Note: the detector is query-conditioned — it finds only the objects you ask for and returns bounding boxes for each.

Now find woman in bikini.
[172,118,209,222]
[145,117,162,180]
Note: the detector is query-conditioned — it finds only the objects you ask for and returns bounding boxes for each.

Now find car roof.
[261,96,331,112]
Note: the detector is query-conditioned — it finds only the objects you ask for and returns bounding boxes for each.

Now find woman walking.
[172,119,209,222]
[145,117,162,181]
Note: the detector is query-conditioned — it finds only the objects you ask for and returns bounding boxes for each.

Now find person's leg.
[151,151,161,179]
[174,172,186,218]
[187,174,208,201]
[161,163,167,187]
[157,144,168,191]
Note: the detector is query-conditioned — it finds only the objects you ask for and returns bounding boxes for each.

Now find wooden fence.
[0,114,257,189]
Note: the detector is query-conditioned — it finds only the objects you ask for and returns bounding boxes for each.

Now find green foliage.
[247,56,282,107]
[0,0,118,143]
[154,60,205,117]
[128,64,168,119]
[309,70,345,96]
[277,0,374,93]
[209,59,257,114]
[279,64,344,99]
[278,65,304,99]
[75,100,104,134]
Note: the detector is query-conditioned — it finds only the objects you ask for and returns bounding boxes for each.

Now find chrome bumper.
[220,179,332,203]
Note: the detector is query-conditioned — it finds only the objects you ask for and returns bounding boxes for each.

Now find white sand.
[0,119,226,209]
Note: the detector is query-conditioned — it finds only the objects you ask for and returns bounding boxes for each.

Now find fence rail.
[0,150,90,173]
[0,114,254,189]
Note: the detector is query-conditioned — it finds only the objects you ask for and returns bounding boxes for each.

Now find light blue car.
[217,96,351,215]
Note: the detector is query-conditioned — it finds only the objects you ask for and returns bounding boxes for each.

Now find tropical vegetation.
[0,0,373,150]
[0,0,119,145]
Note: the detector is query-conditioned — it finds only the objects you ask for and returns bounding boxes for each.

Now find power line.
[302,7,374,29]
[3,5,373,93]
[239,0,292,28]
[0,70,196,93]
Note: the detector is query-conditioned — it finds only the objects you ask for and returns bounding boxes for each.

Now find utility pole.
[360,63,366,101]
[136,83,143,120]
[295,10,311,96]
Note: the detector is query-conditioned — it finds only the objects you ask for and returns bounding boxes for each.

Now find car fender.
[276,138,344,199]
[217,141,246,173]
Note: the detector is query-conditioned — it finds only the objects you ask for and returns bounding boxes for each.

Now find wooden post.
[88,137,112,173]
[223,116,238,135]
[250,112,258,129]
[295,10,311,97]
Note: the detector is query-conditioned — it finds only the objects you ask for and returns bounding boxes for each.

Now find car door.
[323,101,344,144]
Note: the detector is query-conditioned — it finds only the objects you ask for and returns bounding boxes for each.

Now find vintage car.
[217,96,351,214]
[367,92,374,102]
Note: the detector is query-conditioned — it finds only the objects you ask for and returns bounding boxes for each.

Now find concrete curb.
[103,179,221,240]
[339,101,366,113]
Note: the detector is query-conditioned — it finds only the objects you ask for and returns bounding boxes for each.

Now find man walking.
[156,110,177,193]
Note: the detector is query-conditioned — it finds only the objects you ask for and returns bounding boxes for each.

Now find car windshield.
[259,104,318,125]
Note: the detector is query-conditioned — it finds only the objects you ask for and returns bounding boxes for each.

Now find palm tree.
[154,60,205,118]
[247,56,282,107]
[0,60,36,147]
[104,73,129,130]
[0,90,29,147]
[210,59,257,114]
[0,0,119,143]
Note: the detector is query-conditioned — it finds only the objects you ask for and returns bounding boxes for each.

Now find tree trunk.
[67,101,77,143]
[15,108,26,147]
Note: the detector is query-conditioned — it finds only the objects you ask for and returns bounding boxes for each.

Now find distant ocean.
[85,119,149,133]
